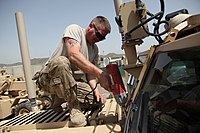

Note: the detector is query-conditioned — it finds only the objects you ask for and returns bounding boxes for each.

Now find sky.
[0,0,199,64]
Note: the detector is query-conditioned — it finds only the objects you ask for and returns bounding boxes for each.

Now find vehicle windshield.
[142,47,200,132]
[143,47,200,96]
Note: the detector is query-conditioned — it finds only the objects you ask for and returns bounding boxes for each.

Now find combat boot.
[69,100,87,127]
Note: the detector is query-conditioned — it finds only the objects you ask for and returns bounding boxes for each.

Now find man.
[34,16,112,127]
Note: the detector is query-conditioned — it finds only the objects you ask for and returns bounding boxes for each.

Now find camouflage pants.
[35,56,95,112]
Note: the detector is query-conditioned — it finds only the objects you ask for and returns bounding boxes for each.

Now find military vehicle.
[0,0,200,132]
[0,68,27,120]
[0,69,52,120]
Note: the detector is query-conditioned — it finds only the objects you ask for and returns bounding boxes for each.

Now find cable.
[84,82,100,105]
[125,0,171,43]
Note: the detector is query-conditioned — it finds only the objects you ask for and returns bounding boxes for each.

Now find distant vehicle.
[0,69,52,120]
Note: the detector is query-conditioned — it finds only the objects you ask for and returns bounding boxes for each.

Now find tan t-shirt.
[48,24,99,74]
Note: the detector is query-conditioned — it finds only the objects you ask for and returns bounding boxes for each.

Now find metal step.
[0,109,69,128]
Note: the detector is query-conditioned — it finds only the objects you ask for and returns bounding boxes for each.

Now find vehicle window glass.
[142,47,200,133]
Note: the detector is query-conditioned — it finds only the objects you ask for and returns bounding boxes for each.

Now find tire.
[39,95,53,110]
[14,101,32,116]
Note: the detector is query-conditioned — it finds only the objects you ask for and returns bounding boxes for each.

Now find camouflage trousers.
[35,56,95,112]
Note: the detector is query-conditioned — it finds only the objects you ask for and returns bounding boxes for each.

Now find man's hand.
[94,88,105,103]
[99,72,112,91]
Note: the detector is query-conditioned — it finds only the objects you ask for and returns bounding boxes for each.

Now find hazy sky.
[0,0,199,64]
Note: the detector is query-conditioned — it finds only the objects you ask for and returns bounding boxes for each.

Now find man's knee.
[76,82,94,104]
[50,56,70,68]
[49,56,74,78]
[77,82,92,91]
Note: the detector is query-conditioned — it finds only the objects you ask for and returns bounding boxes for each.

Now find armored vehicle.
[0,0,199,132]
[0,69,52,120]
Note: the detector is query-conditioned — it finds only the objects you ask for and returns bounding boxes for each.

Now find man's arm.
[64,37,111,91]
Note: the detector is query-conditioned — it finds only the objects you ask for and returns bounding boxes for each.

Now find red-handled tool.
[106,64,127,106]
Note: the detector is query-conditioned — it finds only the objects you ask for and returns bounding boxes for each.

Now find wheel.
[14,101,32,116]
[39,95,53,110]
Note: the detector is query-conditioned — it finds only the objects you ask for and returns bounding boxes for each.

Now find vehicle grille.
[0,109,69,127]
